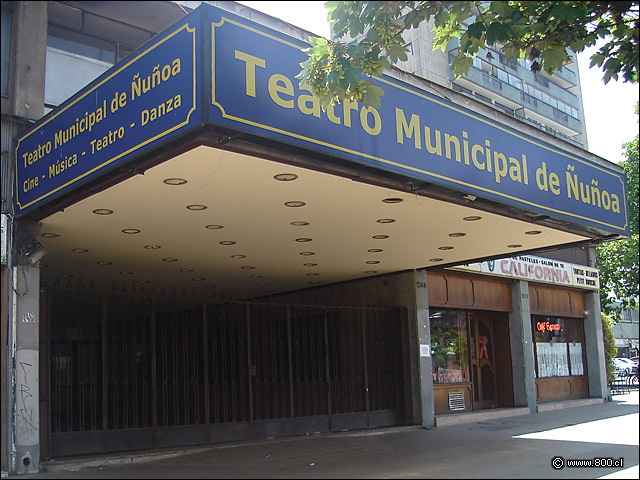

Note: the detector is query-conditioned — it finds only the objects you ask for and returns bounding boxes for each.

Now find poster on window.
[536,342,569,377]
[569,342,584,376]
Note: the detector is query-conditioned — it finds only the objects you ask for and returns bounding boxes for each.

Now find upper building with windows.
[339,15,588,149]
[360,21,588,149]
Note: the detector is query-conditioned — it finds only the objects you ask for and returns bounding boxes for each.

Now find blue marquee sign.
[14,9,202,216]
[15,3,629,238]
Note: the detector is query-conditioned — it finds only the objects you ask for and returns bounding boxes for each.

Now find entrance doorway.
[468,312,513,410]
[469,313,497,409]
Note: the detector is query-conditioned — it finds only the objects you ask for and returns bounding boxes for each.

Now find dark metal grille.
[208,302,250,423]
[106,293,153,430]
[45,288,404,456]
[156,297,205,427]
[49,288,103,433]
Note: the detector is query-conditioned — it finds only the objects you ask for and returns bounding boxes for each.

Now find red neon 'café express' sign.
[536,321,561,333]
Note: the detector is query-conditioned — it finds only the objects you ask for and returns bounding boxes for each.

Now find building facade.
[1,1,625,475]
[611,305,640,358]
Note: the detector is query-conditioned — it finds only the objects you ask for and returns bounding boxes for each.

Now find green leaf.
[466,22,485,39]
[452,56,473,78]
[486,21,510,45]
[361,83,385,109]
[540,48,566,72]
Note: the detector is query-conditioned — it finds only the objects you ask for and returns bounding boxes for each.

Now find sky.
[238,1,639,165]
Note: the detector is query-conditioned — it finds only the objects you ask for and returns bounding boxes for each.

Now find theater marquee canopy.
[13,3,629,298]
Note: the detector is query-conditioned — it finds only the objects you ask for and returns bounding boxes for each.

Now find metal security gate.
[41,288,405,458]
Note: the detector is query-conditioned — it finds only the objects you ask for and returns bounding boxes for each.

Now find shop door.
[469,313,498,409]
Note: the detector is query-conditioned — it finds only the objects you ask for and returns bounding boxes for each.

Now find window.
[1,8,11,95]
[534,74,550,88]
[47,24,116,64]
[404,42,413,58]
[482,73,501,90]
[430,310,470,383]
[508,74,523,90]
[532,316,585,378]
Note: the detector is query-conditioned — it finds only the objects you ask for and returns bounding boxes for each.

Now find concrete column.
[398,270,434,428]
[13,264,40,474]
[583,247,608,398]
[8,221,43,475]
[508,280,537,413]
[9,1,47,119]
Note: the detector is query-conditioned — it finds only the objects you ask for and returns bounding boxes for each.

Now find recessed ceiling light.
[463,216,482,221]
[274,173,298,181]
[306,273,319,276]
[41,233,60,238]
[249,275,262,278]
[163,178,187,185]
[366,260,380,264]
[449,232,466,237]
[507,244,522,248]
[187,204,207,210]
[241,266,256,270]
[368,249,383,253]
[220,241,236,245]
[300,252,315,256]
[291,221,309,226]
[372,235,389,239]
[72,248,89,253]
[525,230,542,235]
[429,258,443,262]
[163,258,178,262]
[257,283,269,286]
[97,261,112,265]
[119,272,133,275]
[137,280,150,284]
[382,198,403,203]
[377,219,396,223]
[60,274,74,278]
[303,263,317,267]
[192,278,205,281]
[180,268,194,272]
[295,238,312,242]
[93,209,113,215]
[144,245,161,249]
[204,285,216,289]
[365,271,378,274]
[438,246,454,250]
[122,229,141,234]
[285,201,306,207]
[231,255,246,259]
[205,225,224,229]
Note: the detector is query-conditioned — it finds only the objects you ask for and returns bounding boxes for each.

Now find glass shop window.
[430,310,470,383]
[533,316,585,378]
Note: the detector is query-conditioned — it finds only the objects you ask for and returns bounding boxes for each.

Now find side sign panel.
[14,11,201,216]
[206,7,628,236]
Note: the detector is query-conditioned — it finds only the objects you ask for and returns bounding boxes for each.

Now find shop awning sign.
[14,3,630,238]
[451,255,600,290]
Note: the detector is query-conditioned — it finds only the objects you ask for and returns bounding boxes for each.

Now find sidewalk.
[15,390,640,479]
